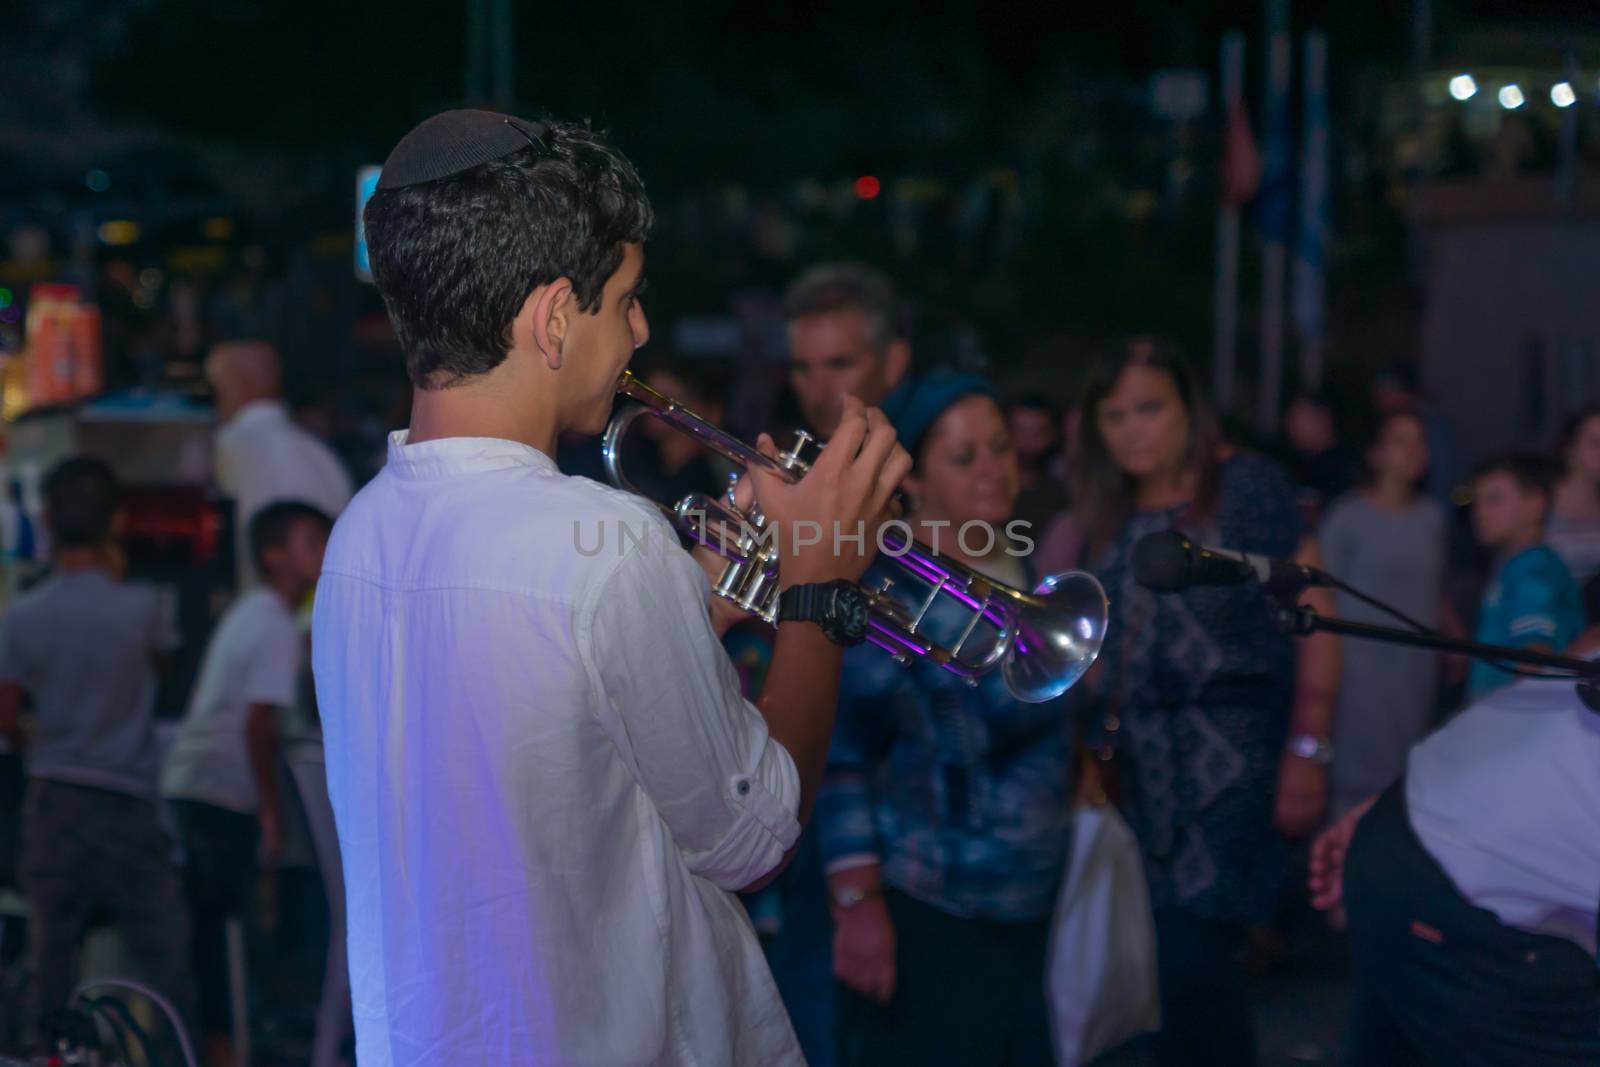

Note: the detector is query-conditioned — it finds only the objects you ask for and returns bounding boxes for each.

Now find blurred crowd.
[1,258,1598,1066]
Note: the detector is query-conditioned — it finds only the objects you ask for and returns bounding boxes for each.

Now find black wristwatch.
[777,580,870,647]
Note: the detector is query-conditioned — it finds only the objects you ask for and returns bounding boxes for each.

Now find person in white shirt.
[207,339,353,588]
[1309,643,1600,1065]
[163,501,332,1066]
[208,338,357,1067]
[313,109,911,1067]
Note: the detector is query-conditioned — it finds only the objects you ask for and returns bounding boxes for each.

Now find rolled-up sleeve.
[581,533,801,891]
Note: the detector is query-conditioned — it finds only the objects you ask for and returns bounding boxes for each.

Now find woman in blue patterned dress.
[818,372,1074,1067]
[1073,341,1329,1066]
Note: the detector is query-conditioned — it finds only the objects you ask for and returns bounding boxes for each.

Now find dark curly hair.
[44,457,119,549]
[249,500,333,576]
[363,119,654,389]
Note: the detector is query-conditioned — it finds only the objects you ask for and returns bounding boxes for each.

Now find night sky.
[65,0,1600,178]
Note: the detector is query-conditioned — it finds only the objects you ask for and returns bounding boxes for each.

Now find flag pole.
[1293,30,1330,391]
[1212,31,1246,415]
[1258,0,1293,435]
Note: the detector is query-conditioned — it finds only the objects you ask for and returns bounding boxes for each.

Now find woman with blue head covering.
[817,370,1074,1067]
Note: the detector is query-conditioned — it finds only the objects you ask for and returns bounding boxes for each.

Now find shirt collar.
[384,430,559,480]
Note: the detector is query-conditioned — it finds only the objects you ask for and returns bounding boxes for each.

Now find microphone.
[1131,529,1326,594]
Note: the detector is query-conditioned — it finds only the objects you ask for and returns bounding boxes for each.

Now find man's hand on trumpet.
[750,397,911,587]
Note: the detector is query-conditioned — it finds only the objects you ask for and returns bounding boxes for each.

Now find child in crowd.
[1466,453,1583,701]
[0,458,195,1044]
[162,500,331,1066]
[1320,408,1448,815]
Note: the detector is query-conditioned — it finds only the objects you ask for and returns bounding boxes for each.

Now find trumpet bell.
[1000,571,1110,703]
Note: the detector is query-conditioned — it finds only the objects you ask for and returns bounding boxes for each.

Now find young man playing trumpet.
[313,109,910,1066]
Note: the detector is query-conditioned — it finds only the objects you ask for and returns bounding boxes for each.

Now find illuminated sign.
[355,165,381,283]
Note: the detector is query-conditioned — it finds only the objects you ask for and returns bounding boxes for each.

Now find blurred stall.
[2,310,226,720]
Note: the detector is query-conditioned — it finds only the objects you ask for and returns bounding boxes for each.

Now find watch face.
[831,586,870,640]
[1289,735,1331,764]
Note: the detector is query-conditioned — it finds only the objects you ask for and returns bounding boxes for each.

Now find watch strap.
[778,582,829,623]
[779,581,870,646]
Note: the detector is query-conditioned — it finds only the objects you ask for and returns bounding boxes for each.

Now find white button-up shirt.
[215,399,354,586]
[311,432,804,1067]
[1407,671,1600,955]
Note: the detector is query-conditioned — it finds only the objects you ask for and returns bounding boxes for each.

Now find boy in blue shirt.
[1466,453,1583,700]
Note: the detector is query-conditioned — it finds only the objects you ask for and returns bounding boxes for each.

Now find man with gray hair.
[784,264,913,440]
[760,263,915,1067]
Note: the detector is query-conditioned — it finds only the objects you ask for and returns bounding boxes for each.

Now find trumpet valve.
[907,575,947,635]
[779,429,816,472]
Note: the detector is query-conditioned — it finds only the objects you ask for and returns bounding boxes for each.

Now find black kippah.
[375,109,550,190]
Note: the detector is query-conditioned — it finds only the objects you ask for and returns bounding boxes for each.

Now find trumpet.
[602,371,1107,703]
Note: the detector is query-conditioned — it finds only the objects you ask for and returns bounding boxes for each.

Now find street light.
[1498,84,1526,110]
[1449,74,1477,101]
[1552,82,1577,108]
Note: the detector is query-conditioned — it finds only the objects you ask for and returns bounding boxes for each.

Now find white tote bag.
[1046,803,1161,1066]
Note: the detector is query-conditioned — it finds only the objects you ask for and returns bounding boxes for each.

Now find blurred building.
[1394,25,1600,464]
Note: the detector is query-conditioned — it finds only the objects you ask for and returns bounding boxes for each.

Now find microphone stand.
[1269,589,1600,714]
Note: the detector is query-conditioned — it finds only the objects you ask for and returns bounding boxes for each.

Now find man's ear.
[883,339,912,390]
[526,279,576,370]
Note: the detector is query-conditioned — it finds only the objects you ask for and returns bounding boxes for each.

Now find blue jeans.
[836,889,1052,1067]
[1149,909,1256,1067]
